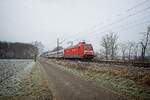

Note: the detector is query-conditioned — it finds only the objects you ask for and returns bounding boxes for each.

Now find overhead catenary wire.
[64,0,150,47]
[92,13,150,35]
[85,0,149,34]
[87,20,150,42]
[88,6,150,35]
[126,0,149,12]
[82,15,150,43]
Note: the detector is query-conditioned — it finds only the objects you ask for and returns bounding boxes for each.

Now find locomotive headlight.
[84,50,93,54]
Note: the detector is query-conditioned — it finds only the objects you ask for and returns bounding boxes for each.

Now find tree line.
[0,41,44,61]
[98,25,150,61]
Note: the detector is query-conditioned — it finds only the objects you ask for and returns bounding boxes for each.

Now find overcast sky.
[0,0,150,51]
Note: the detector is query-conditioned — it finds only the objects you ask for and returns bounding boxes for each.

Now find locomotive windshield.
[84,44,93,50]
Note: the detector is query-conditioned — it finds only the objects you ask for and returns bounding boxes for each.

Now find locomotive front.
[82,43,94,59]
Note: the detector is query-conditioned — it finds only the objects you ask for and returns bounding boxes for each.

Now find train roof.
[65,42,92,49]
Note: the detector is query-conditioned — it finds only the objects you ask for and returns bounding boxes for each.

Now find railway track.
[54,58,150,68]
[93,60,150,68]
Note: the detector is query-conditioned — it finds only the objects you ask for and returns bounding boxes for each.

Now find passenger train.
[42,42,94,59]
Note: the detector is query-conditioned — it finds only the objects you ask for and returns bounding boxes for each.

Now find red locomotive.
[42,42,94,59]
[64,42,94,59]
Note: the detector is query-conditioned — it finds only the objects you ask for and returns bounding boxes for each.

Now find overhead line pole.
[57,38,59,57]
[57,38,65,58]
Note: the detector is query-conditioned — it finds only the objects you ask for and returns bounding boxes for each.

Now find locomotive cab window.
[84,44,93,50]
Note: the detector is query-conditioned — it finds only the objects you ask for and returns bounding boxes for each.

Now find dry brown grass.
[51,59,150,100]
[140,74,150,86]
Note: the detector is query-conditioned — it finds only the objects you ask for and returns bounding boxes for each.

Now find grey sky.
[0,0,150,51]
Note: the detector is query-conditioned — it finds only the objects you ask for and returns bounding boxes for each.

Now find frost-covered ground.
[0,59,52,100]
[0,59,34,95]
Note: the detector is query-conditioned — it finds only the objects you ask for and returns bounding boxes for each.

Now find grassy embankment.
[51,59,150,100]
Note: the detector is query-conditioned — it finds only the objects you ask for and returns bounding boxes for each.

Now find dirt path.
[39,59,128,100]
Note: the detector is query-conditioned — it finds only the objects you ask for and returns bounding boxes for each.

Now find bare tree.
[98,48,105,60]
[127,42,134,61]
[119,43,127,61]
[109,33,118,60]
[101,32,118,60]
[32,41,44,62]
[140,25,150,60]
[132,43,139,60]
[101,34,110,60]
[146,44,150,57]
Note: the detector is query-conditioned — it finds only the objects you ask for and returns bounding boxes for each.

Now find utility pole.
[57,38,59,57]
[56,38,65,57]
